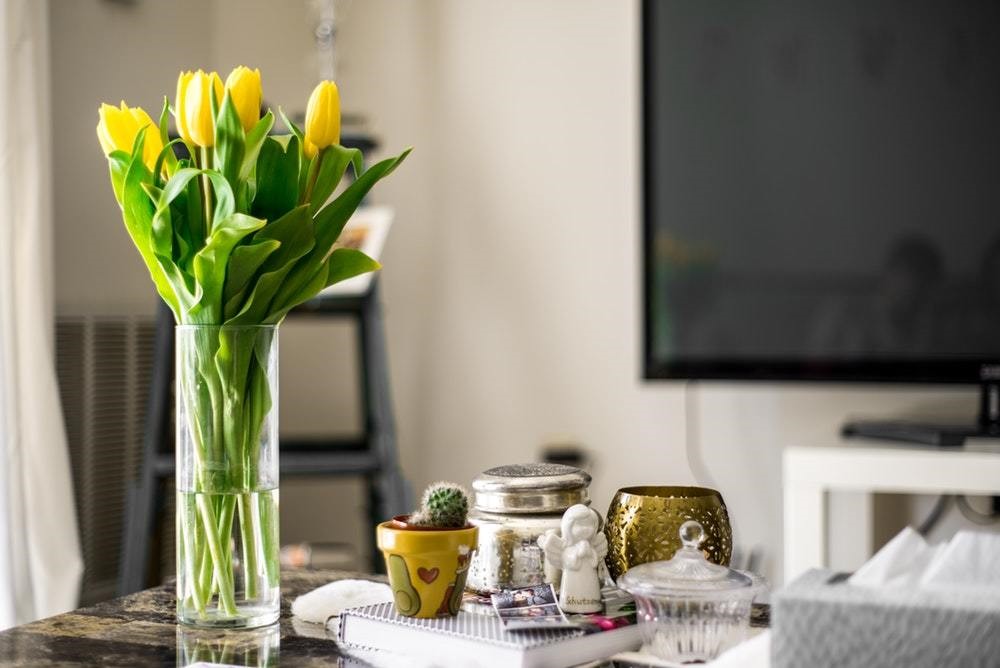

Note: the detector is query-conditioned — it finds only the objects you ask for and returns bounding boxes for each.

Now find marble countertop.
[0,570,772,666]
[0,569,370,667]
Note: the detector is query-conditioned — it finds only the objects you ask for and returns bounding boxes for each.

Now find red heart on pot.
[417,567,439,584]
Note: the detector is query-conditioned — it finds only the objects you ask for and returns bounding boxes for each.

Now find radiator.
[55,315,155,605]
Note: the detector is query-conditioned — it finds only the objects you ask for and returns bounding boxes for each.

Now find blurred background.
[32,0,1000,610]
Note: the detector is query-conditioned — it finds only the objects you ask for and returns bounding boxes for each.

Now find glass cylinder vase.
[175,325,280,628]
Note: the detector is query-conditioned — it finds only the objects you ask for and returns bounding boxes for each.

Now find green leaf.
[129,124,149,163]
[240,110,274,182]
[210,80,219,122]
[158,97,171,145]
[107,150,131,205]
[144,177,200,313]
[349,149,364,179]
[254,204,315,274]
[121,152,186,318]
[182,173,205,269]
[188,213,267,323]
[152,139,184,186]
[244,346,272,448]
[278,107,304,145]
[163,168,235,233]
[222,238,281,317]
[224,206,314,325]
[214,91,245,195]
[236,176,256,214]
[312,148,411,255]
[264,248,381,324]
[297,149,312,198]
[276,110,313,197]
[206,170,236,228]
[155,167,238,287]
[142,183,172,259]
[162,168,203,207]
[157,96,178,175]
[264,266,329,325]
[251,136,300,220]
[307,144,361,216]
[121,156,155,255]
[143,182,194,298]
[266,148,410,316]
[323,248,382,289]
[160,168,205,257]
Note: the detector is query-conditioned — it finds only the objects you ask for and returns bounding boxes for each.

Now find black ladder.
[118,281,411,595]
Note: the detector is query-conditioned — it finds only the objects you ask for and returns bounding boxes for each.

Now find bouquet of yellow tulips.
[97,66,408,627]
[97,66,408,325]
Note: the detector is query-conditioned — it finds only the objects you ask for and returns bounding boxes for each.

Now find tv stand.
[783,442,1000,583]
[842,380,1000,447]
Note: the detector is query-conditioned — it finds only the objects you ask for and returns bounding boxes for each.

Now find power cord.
[682,382,767,573]
[683,380,716,489]
[916,495,951,536]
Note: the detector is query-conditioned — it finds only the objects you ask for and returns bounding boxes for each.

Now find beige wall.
[50,0,993,582]
[50,0,213,315]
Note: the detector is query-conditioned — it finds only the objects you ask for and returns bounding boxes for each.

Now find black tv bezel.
[640,0,988,385]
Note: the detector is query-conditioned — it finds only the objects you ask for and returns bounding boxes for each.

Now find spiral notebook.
[338,589,640,668]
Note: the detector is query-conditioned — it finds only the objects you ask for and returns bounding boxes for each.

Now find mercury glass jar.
[466,463,591,594]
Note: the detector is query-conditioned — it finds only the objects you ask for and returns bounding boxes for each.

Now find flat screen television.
[642,0,1000,442]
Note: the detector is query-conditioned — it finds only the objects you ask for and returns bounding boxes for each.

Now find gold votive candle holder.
[604,485,733,582]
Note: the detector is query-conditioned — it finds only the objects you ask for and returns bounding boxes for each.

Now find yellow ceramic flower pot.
[376,520,479,618]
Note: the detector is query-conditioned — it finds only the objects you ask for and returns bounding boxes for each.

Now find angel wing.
[537,529,567,570]
[589,528,608,561]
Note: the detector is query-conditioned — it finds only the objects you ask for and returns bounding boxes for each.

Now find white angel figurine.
[537,504,607,613]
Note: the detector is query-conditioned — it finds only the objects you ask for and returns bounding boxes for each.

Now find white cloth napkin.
[290,579,445,667]
[291,578,393,625]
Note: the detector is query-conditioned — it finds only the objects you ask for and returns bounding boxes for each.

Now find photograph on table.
[491,585,576,630]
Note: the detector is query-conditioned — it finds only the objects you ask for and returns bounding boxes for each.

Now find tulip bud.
[304,80,341,153]
[96,101,164,172]
[304,140,318,160]
[176,69,223,147]
[224,66,262,133]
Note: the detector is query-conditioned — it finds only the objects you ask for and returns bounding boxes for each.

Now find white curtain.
[0,0,83,629]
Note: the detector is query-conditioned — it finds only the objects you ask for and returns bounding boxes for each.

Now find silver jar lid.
[472,463,591,514]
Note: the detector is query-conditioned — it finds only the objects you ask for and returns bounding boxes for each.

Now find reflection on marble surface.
[177,624,280,666]
[0,569,383,667]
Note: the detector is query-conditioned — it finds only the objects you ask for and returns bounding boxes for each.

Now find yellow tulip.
[176,69,223,147]
[225,66,262,132]
[304,80,340,152]
[303,139,318,159]
[96,101,164,171]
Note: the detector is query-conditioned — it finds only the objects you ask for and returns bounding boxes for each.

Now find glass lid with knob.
[620,520,758,599]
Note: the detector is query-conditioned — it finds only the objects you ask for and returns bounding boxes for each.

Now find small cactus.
[408,482,470,528]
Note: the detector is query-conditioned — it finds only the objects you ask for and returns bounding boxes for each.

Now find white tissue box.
[772,569,1000,668]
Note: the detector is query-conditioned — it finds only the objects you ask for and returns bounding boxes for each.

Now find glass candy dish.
[619,520,764,663]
